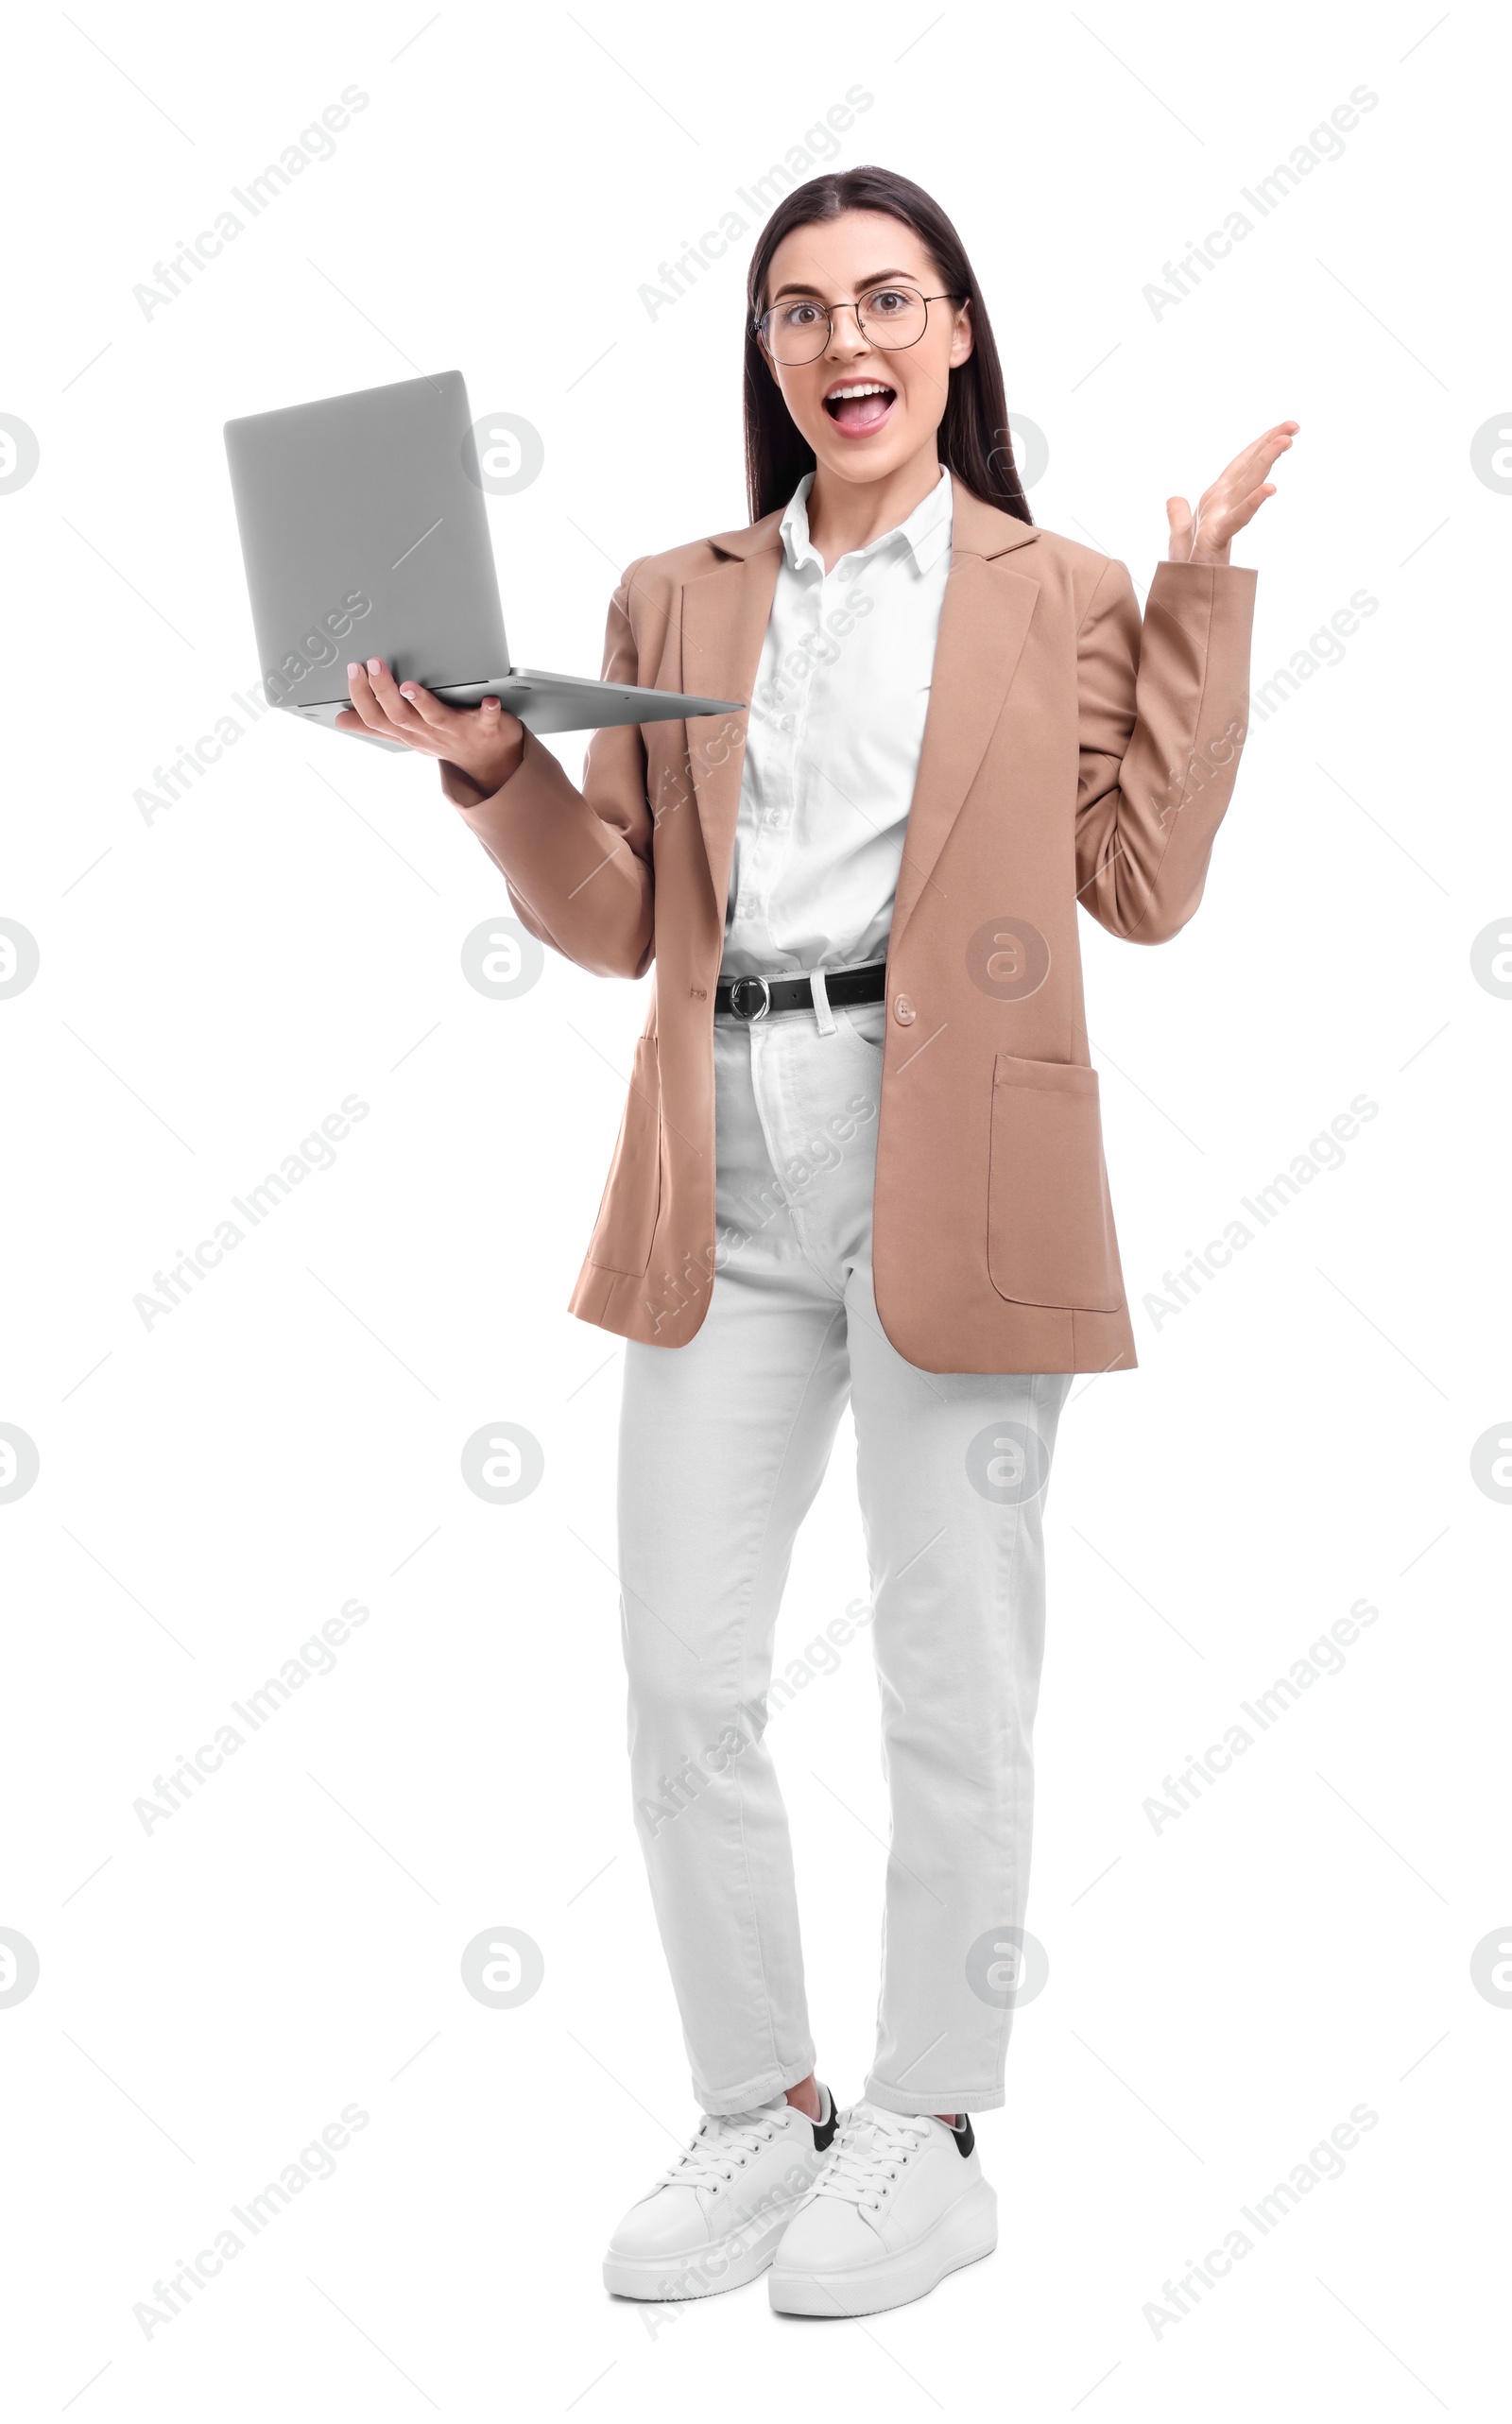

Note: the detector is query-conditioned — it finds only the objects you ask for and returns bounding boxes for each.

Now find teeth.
[828,383,890,400]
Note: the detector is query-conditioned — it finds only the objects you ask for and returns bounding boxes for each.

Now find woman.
[340,164,1294,2320]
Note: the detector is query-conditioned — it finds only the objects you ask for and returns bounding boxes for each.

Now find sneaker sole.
[768,2179,998,2317]
[604,2201,801,2301]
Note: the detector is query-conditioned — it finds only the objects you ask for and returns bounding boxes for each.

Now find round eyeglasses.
[753,285,962,366]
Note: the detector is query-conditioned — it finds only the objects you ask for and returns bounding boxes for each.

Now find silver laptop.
[224,369,743,750]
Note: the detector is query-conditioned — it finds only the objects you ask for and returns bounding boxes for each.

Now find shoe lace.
[658,2106,785,2193]
[814,2107,932,2213]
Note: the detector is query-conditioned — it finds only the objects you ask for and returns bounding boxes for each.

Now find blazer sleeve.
[446,564,656,981]
[1074,555,1257,944]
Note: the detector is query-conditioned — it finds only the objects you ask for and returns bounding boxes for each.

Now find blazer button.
[893,993,917,1025]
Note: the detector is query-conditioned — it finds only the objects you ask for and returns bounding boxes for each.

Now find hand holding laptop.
[223,370,744,752]
[338,656,524,800]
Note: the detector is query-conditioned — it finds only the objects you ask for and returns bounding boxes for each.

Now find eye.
[779,301,823,328]
[864,288,915,317]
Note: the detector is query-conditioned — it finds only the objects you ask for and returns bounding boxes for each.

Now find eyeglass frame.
[751,284,966,364]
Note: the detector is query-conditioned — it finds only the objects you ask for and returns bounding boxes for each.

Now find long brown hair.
[743,165,1031,528]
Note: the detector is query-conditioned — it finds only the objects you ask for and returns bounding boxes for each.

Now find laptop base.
[289,668,744,749]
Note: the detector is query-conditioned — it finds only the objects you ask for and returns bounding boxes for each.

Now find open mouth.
[823,380,897,436]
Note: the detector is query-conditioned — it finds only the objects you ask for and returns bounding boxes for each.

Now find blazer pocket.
[587,1036,663,1277]
[987,1055,1122,1313]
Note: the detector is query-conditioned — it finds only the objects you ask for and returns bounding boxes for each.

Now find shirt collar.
[779,465,954,578]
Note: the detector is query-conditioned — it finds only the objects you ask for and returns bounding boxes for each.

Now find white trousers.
[617,994,1071,2117]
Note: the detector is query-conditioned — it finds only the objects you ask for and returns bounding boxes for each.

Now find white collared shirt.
[720,466,954,980]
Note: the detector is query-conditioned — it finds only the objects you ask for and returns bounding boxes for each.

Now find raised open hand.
[1166,421,1299,565]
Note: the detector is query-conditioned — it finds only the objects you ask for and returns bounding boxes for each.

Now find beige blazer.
[453,477,1257,1373]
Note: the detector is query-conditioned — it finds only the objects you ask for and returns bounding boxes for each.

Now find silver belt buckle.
[728,973,771,1021]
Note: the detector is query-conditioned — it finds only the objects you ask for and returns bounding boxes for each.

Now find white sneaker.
[603,2086,837,2300]
[769,2103,996,2316]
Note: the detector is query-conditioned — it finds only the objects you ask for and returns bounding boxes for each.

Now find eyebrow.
[769,268,918,301]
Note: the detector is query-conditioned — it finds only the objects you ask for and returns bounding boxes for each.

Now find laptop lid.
[224,370,508,709]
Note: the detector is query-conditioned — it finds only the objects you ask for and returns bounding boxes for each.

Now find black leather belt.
[713,960,887,1021]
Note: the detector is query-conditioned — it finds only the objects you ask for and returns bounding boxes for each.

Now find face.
[757,210,973,490]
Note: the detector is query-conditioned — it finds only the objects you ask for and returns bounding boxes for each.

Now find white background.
[2,1,1506,2415]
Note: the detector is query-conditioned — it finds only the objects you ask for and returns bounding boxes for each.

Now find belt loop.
[809,968,837,1036]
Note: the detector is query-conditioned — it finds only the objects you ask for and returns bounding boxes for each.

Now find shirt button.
[893,993,917,1025]
[837,563,855,583]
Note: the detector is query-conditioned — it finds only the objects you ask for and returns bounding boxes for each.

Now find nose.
[823,302,872,359]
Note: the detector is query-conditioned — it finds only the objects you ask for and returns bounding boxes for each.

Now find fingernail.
[367,658,382,674]
[347,662,360,678]
[400,684,417,698]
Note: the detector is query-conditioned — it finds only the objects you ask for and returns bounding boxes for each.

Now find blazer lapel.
[889,481,1040,951]
[673,481,1040,937]
[679,521,783,915]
